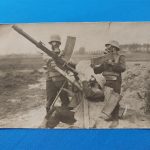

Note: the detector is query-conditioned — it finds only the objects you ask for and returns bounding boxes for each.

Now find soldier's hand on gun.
[51,60,57,67]
[107,59,114,65]
[90,63,100,68]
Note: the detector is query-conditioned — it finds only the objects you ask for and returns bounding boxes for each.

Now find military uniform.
[93,41,126,121]
[43,35,78,128]
[43,35,70,114]
[45,55,70,113]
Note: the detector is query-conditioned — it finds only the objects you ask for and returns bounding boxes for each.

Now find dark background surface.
[0,0,150,149]
[1,0,150,23]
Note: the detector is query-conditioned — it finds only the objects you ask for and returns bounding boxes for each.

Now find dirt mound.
[70,61,150,128]
[121,62,150,112]
[76,61,150,113]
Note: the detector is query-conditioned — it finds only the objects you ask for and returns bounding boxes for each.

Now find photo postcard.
[0,22,150,129]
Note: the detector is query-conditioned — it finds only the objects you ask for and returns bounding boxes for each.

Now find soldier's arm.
[93,64,105,74]
[68,61,76,69]
[42,53,52,62]
[42,53,53,69]
[112,55,126,73]
[60,50,76,69]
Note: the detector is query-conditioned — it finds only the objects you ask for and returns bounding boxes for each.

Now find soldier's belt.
[103,71,119,77]
[103,71,119,80]
[104,76,117,81]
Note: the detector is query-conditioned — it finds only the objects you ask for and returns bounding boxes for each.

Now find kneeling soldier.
[80,74,106,102]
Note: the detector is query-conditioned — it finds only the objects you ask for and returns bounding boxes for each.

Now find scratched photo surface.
[0,22,150,128]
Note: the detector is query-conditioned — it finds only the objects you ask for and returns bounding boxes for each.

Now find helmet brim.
[105,43,110,46]
[105,44,120,51]
[49,41,61,45]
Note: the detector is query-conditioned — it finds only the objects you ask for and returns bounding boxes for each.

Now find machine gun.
[12,25,90,128]
[12,25,78,76]
[91,53,114,67]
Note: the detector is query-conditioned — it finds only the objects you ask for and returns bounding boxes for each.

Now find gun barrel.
[12,25,39,45]
[12,25,78,76]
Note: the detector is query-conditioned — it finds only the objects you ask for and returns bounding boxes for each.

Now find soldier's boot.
[55,107,76,125]
[46,116,60,128]
[45,108,60,128]
[109,120,119,128]
[105,116,113,121]
[109,103,120,128]
[99,113,110,121]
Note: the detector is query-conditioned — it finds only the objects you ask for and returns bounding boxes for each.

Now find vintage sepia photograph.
[0,22,150,128]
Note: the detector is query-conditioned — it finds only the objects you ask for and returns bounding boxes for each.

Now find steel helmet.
[49,34,61,44]
[105,40,120,50]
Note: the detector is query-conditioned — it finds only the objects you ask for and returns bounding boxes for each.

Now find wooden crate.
[102,91,122,117]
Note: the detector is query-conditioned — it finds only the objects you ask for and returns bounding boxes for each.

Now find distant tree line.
[74,47,104,55]
[120,43,150,52]
[74,44,150,55]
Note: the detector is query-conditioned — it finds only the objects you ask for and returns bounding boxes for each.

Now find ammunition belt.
[104,76,117,81]
[103,71,119,81]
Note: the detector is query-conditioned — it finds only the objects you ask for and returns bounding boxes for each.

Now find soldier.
[93,40,126,128]
[43,34,70,115]
[80,74,106,102]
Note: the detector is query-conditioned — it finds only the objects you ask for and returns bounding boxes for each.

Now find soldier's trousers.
[105,79,121,120]
[46,79,70,113]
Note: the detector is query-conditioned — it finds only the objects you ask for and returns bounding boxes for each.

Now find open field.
[0,55,46,127]
[0,51,150,70]
[0,53,150,128]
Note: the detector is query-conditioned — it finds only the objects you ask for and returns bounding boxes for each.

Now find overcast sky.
[0,22,150,55]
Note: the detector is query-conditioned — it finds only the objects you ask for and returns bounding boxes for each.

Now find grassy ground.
[0,55,45,122]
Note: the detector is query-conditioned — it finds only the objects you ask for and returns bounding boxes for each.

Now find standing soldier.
[93,40,126,128]
[43,34,70,115]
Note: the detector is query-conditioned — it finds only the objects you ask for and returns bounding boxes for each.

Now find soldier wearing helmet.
[82,74,106,102]
[48,35,62,54]
[43,35,70,122]
[93,40,126,128]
